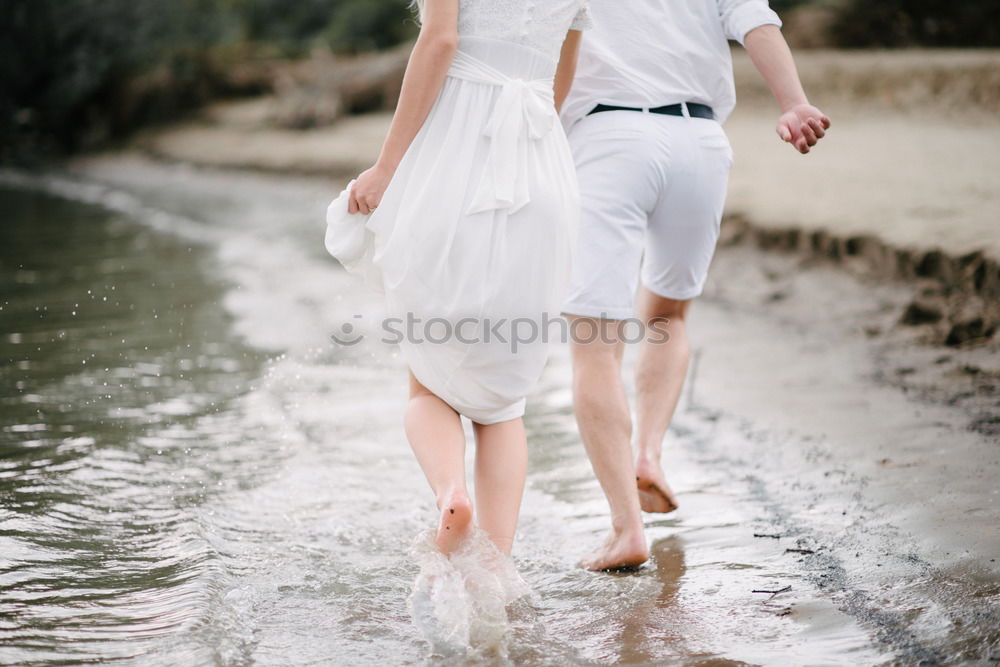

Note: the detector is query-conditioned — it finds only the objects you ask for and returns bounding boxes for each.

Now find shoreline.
[3,155,998,662]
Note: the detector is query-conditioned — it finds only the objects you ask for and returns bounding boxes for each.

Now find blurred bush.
[0,0,416,161]
[325,0,419,54]
[237,0,415,55]
[769,0,817,10]
[2,0,234,157]
[3,0,999,163]
[829,0,1000,48]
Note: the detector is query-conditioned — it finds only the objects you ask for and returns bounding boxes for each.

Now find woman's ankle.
[436,487,472,511]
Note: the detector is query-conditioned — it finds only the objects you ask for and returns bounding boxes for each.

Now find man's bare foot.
[580,528,649,571]
[635,456,679,514]
[435,489,473,555]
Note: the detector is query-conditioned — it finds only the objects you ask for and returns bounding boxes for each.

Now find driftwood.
[752,585,792,598]
[268,43,412,129]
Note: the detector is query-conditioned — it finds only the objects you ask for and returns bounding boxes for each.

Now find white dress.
[326,0,592,424]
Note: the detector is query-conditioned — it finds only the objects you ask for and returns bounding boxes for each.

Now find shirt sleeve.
[570,1,593,31]
[717,0,782,45]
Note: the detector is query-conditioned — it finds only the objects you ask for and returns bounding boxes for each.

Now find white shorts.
[562,109,733,320]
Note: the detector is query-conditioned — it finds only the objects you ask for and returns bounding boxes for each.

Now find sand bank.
[133,52,1000,260]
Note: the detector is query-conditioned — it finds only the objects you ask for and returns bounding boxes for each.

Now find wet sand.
[696,244,1000,660]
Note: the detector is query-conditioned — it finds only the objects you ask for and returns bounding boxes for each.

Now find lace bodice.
[458,0,592,62]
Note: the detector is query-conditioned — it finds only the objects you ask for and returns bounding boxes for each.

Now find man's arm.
[743,24,830,154]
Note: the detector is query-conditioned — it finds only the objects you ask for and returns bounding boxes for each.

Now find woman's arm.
[349,0,460,214]
[554,30,583,113]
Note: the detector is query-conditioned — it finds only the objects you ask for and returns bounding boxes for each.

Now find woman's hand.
[349,163,395,215]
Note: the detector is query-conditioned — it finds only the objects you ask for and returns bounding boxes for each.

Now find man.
[560,0,831,571]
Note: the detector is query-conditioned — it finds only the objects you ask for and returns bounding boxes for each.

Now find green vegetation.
[0,0,417,160]
[236,0,417,54]
[325,0,419,53]
[2,0,998,162]
[769,0,816,10]
[831,0,1000,48]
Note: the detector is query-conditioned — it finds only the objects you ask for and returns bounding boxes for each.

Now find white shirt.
[561,0,781,128]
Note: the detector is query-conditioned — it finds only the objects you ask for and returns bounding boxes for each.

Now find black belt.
[588,102,715,120]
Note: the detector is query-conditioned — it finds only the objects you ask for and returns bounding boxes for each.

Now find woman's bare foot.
[635,456,679,514]
[580,527,649,571]
[435,489,474,555]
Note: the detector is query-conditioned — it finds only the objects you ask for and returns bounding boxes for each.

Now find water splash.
[407,529,535,659]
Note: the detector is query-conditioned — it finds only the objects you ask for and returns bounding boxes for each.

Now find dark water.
[3,161,973,665]
[0,185,268,663]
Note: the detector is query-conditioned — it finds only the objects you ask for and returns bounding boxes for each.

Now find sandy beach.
[138,104,1000,258]
[2,49,997,664]
[134,50,1000,261]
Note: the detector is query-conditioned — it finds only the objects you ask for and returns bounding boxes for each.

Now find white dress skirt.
[326,36,579,424]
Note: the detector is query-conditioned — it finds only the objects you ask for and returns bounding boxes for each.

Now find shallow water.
[0,160,993,665]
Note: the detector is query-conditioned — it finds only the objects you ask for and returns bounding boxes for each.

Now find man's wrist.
[779,98,811,114]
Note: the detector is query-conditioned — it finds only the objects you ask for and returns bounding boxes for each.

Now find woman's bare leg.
[471,418,528,555]
[404,371,473,554]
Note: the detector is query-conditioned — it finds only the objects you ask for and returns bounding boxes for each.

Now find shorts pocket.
[696,124,734,169]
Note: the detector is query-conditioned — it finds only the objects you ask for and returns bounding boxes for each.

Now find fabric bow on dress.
[447,49,556,216]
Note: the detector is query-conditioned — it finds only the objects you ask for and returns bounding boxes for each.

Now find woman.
[326,0,591,557]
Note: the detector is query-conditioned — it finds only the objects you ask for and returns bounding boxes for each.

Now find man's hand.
[743,25,831,155]
[777,103,831,155]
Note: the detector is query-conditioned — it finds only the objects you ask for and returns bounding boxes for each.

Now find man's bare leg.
[569,316,648,570]
[634,289,691,513]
